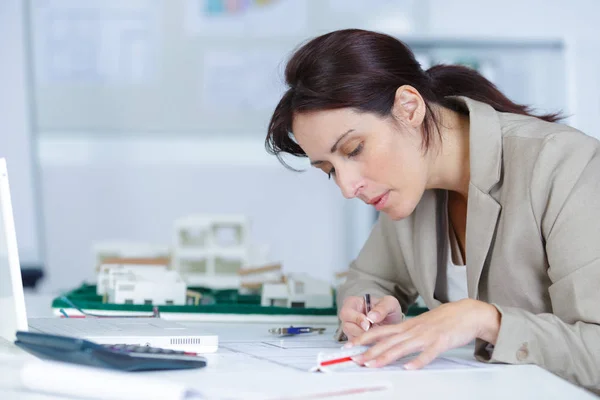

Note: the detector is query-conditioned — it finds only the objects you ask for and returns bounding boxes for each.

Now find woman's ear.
[392,85,426,128]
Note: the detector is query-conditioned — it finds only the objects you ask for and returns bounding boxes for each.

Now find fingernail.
[365,360,377,368]
[351,356,363,364]
[404,363,415,370]
[360,321,370,331]
[367,311,379,322]
[343,342,353,349]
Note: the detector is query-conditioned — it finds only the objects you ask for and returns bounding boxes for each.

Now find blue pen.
[269,326,326,335]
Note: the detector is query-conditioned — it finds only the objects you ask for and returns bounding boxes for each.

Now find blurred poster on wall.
[201,49,287,111]
[327,0,420,34]
[31,0,161,84]
[184,0,307,37]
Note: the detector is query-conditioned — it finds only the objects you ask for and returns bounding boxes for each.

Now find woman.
[265,29,600,392]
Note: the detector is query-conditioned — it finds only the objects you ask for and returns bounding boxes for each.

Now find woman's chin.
[383,209,409,221]
[382,199,418,221]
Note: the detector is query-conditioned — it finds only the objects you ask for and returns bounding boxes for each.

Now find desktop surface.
[1,294,596,400]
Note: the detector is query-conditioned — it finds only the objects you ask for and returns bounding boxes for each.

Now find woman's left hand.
[347,298,501,370]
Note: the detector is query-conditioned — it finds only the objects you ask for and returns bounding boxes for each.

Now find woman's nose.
[336,168,362,199]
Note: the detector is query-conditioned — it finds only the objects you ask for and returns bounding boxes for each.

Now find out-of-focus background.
[1,0,599,294]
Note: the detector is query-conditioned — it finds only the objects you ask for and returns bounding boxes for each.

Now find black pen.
[363,293,374,328]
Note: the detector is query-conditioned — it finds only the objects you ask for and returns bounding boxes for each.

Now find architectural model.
[239,263,283,293]
[261,273,333,309]
[93,241,170,271]
[98,264,187,306]
[171,214,251,289]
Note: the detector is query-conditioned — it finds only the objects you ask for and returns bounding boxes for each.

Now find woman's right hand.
[339,295,404,340]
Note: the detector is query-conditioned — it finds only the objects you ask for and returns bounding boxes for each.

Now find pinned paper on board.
[201,50,287,111]
[184,0,307,37]
[326,0,418,34]
[31,0,161,84]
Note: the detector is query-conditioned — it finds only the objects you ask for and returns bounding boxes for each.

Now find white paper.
[184,0,307,37]
[222,339,497,373]
[326,355,493,373]
[201,50,287,111]
[0,358,202,400]
[31,0,160,84]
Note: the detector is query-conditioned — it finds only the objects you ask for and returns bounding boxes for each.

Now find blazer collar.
[455,96,503,299]
[450,96,503,193]
[416,97,503,303]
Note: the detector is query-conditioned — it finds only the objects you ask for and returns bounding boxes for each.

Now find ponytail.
[266,29,563,168]
[426,64,561,123]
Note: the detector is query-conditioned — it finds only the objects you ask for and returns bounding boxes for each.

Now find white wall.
[23,0,600,292]
[425,0,600,138]
[37,136,351,291]
[0,0,43,266]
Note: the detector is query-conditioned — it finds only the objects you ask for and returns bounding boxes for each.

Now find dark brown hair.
[266,29,561,168]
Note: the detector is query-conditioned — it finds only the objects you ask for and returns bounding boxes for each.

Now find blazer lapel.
[465,185,501,298]
[407,97,504,306]
[454,96,504,299]
[411,190,443,309]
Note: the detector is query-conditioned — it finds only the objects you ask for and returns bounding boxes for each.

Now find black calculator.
[15,331,207,372]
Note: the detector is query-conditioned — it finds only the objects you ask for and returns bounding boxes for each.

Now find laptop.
[0,158,218,353]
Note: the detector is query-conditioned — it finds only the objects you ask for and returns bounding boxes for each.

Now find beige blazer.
[337,96,600,393]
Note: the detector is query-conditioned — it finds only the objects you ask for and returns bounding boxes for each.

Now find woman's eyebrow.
[310,129,355,166]
[330,129,354,153]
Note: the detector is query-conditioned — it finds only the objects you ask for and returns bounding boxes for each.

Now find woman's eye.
[348,143,363,158]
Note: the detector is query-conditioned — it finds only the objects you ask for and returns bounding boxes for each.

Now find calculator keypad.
[103,344,186,355]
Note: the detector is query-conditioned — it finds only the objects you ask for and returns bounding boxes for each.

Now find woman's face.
[292,90,430,220]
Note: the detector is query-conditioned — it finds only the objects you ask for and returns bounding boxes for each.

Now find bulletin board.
[28,0,565,135]
[28,0,423,135]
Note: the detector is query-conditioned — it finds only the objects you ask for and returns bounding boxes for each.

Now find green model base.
[52,284,428,317]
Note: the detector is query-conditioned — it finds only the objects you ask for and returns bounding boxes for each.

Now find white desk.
[0,294,596,400]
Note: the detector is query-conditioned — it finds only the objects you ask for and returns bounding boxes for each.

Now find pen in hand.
[363,293,374,330]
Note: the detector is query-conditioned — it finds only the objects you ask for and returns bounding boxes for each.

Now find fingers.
[345,300,473,370]
[360,338,425,368]
[404,346,440,370]
[352,331,442,369]
[339,297,369,328]
[341,321,365,340]
[338,296,364,322]
[350,317,417,347]
[339,297,371,338]
[367,296,401,324]
[352,329,415,365]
